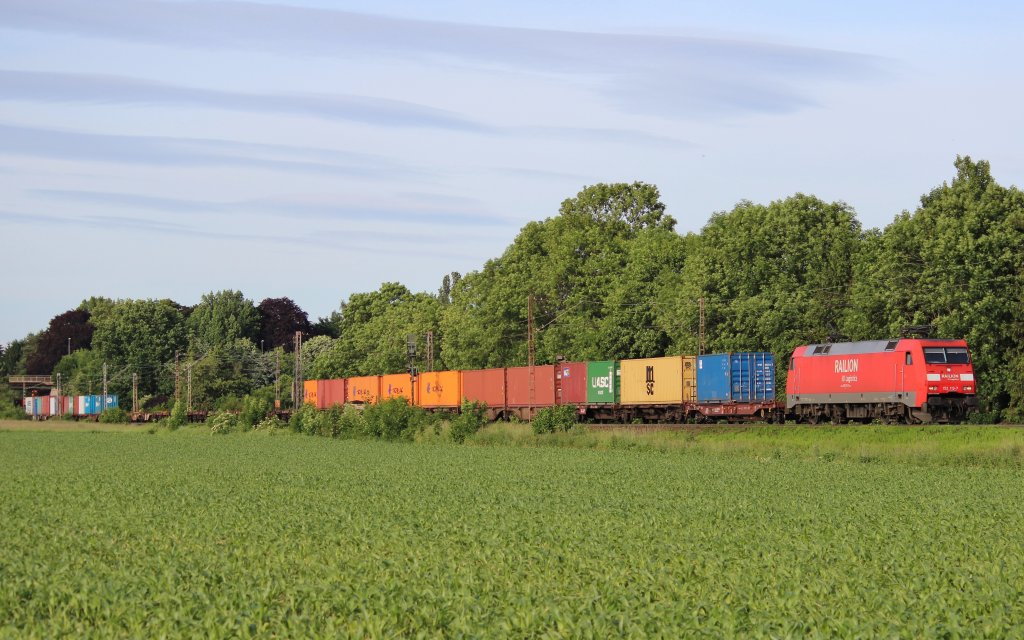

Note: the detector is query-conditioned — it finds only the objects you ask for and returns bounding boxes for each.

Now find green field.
[2,429,1023,637]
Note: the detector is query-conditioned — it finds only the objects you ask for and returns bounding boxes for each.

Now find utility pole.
[67,337,71,356]
[275,350,281,409]
[293,331,303,408]
[698,297,706,356]
[102,362,108,406]
[527,294,535,417]
[186,360,192,412]
[56,373,61,415]
[174,351,180,403]
[425,330,434,372]
[132,373,138,414]
[407,335,417,407]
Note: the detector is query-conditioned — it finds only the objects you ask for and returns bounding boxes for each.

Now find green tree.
[845,157,1024,415]
[91,299,187,396]
[665,194,862,389]
[308,283,441,378]
[186,290,260,349]
[440,182,684,368]
[52,349,105,396]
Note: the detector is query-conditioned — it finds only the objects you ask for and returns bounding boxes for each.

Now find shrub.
[532,404,578,435]
[450,400,488,444]
[167,400,187,429]
[98,407,130,424]
[239,395,272,431]
[362,398,428,441]
[208,411,239,434]
[254,416,285,432]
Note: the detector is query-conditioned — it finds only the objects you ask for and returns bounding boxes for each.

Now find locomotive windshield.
[923,347,971,364]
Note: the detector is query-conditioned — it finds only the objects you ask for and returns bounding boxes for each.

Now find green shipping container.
[587,361,620,404]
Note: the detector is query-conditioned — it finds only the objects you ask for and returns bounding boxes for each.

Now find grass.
[1,428,1023,636]
[0,418,147,433]
[469,422,1024,467]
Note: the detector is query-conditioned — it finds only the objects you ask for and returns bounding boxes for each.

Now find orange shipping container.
[303,380,318,406]
[320,379,346,409]
[417,371,461,408]
[380,373,413,402]
[346,376,381,404]
[620,356,684,405]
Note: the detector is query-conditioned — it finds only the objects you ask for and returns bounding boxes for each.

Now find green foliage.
[667,194,862,391]
[441,182,685,369]
[91,299,187,396]
[239,395,272,430]
[308,283,442,378]
[254,415,285,432]
[290,400,434,440]
[98,407,130,424]
[449,400,488,443]
[844,157,1024,415]
[188,339,271,409]
[52,349,104,397]
[186,290,260,348]
[0,386,27,420]
[167,400,187,429]
[362,397,431,441]
[207,410,239,434]
[531,404,578,434]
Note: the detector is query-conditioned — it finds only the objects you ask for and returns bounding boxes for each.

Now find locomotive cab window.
[924,347,971,364]
[923,348,946,364]
[945,348,970,364]
[905,352,913,365]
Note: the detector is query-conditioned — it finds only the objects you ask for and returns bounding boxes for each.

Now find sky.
[2,0,1023,344]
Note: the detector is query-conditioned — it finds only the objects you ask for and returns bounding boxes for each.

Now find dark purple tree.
[257,297,313,351]
[25,309,95,374]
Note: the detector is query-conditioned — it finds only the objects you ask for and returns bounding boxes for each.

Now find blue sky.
[2,0,1022,344]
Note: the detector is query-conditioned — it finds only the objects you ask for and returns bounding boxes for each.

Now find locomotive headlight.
[964,385,974,392]
[928,385,938,392]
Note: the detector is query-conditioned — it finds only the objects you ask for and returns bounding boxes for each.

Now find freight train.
[305,338,977,424]
[23,394,119,419]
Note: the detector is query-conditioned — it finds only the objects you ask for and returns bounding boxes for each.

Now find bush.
[239,395,272,431]
[254,415,285,432]
[450,400,488,444]
[532,404,578,435]
[167,400,187,429]
[98,407,130,424]
[363,398,431,441]
[208,410,239,434]
[967,410,1001,425]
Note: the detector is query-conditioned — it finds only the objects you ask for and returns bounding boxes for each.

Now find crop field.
[2,429,1023,637]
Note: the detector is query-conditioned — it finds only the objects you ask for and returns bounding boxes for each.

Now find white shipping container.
[23,398,32,415]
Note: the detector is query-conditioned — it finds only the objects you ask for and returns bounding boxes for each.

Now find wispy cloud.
[4,0,883,118]
[31,188,516,228]
[0,208,492,260]
[0,122,424,177]
[0,69,491,132]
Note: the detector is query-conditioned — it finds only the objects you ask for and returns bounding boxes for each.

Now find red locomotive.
[786,339,977,424]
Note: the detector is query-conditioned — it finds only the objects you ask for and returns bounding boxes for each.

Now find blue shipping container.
[85,395,98,415]
[104,395,119,410]
[697,352,775,403]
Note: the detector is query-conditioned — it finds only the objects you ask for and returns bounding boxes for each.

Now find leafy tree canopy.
[257,297,312,351]
[25,309,94,375]
[187,290,260,348]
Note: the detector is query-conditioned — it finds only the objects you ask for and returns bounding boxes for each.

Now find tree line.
[3,156,1021,420]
